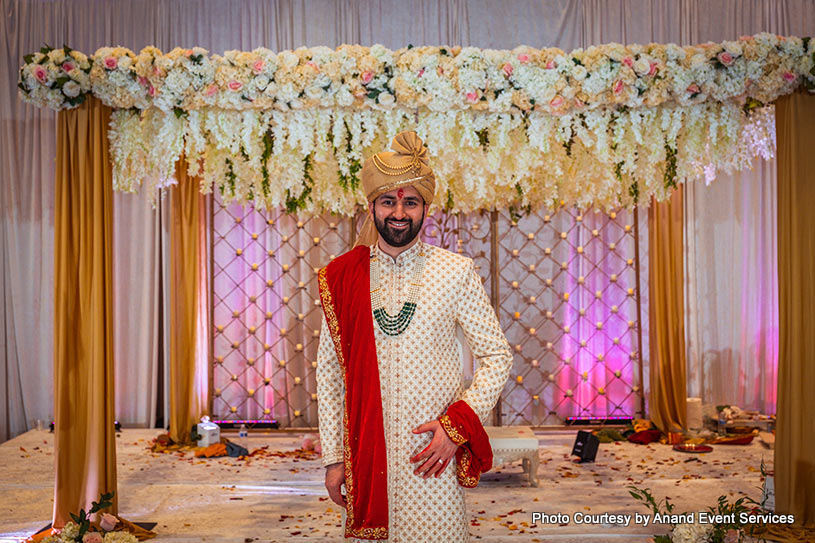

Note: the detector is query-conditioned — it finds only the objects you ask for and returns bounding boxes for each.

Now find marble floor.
[0,429,773,542]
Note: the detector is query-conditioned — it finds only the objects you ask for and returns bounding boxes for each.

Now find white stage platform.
[0,429,771,542]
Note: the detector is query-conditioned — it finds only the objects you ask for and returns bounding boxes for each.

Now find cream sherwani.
[317,240,513,542]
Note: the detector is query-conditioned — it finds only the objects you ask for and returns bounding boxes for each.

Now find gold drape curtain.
[53,97,118,526]
[648,188,687,433]
[169,161,208,443]
[775,91,815,526]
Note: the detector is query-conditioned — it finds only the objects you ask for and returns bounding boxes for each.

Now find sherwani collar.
[372,239,424,268]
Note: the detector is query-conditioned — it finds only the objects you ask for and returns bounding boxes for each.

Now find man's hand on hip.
[410,420,459,479]
[325,462,347,508]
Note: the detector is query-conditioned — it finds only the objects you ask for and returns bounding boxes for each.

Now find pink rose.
[549,96,564,108]
[252,59,265,74]
[306,61,318,71]
[147,84,157,97]
[687,83,701,94]
[62,61,75,73]
[184,49,193,57]
[717,52,734,66]
[465,91,479,103]
[623,57,634,68]
[648,62,658,76]
[613,80,624,94]
[783,71,797,82]
[138,76,149,87]
[360,71,374,84]
[545,60,555,70]
[502,62,513,77]
[228,80,243,91]
[99,513,118,531]
[104,56,118,70]
[574,98,585,108]
[205,83,218,96]
[33,65,48,84]
[153,66,162,76]
[82,532,104,543]
[417,68,425,78]
[517,53,530,64]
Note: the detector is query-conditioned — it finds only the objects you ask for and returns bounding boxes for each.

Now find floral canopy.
[19,34,814,214]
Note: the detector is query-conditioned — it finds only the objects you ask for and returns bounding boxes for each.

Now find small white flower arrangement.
[18,45,92,110]
[40,493,139,543]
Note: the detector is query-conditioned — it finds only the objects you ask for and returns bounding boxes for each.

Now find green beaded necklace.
[370,247,426,336]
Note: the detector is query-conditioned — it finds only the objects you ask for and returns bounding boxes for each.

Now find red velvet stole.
[318,247,494,538]
[439,400,494,487]
[318,246,388,540]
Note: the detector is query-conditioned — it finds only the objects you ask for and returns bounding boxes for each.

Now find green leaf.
[40,44,53,55]
[70,512,81,524]
[476,128,489,149]
[173,107,187,119]
[63,45,73,55]
[23,53,34,64]
[445,189,454,211]
[663,142,678,190]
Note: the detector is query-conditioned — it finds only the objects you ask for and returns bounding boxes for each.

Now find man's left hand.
[410,420,459,479]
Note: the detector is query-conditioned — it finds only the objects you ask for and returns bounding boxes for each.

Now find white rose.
[117,56,132,70]
[289,98,304,109]
[724,41,743,56]
[305,85,323,100]
[571,65,588,81]
[378,92,395,107]
[254,75,270,89]
[634,58,650,75]
[690,53,707,68]
[62,80,81,97]
[47,49,66,64]
[562,85,576,99]
[336,86,354,106]
[278,51,298,70]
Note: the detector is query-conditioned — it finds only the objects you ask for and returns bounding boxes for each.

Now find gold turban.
[354,131,436,248]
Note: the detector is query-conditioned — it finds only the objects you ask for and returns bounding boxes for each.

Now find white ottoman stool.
[486,426,540,487]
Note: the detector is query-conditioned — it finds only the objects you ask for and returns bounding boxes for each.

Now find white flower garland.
[19,36,799,212]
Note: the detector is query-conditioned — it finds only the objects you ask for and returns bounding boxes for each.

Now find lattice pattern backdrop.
[211,196,645,427]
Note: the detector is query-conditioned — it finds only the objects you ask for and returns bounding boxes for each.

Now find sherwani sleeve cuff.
[322,451,344,467]
[439,413,468,446]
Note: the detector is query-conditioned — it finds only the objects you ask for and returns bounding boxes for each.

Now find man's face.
[370,186,427,248]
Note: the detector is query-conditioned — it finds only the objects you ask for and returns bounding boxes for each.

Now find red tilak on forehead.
[396,188,405,198]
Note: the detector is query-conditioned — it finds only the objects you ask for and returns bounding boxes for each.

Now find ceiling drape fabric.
[168,161,208,444]
[2,0,814,441]
[647,189,688,433]
[53,97,118,526]
[775,91,815,526]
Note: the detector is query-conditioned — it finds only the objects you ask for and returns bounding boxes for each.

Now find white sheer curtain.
[685,158,779,413]
[3,0,814,440]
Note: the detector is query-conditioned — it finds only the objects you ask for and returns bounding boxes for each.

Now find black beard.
[373,206,425,247]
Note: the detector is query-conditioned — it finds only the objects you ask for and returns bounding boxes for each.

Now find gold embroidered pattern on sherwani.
[317,241,513,542]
